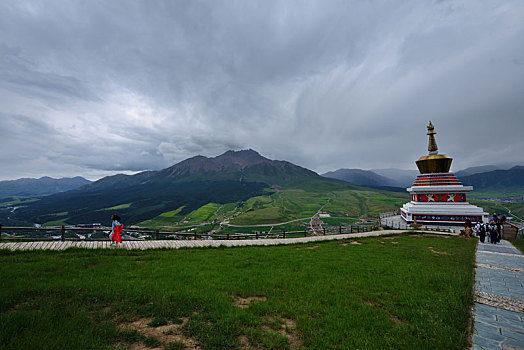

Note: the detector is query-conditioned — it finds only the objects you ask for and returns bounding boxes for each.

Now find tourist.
[489,222,498,244]
[495,215,502,242]
[478,222,486,243]
[474,222,481,236]
[110,214,124,246]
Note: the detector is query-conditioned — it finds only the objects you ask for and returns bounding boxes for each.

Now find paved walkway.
[473,240,524,350]
[0,229,453,251]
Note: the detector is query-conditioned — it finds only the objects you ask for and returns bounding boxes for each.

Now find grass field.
[133,186,409,232]
[469,199,524,222]
[468,188,524,200]
[230,189,409,226]
[0,196,41,208]
[0,234,476,349]
[508,237,524,253]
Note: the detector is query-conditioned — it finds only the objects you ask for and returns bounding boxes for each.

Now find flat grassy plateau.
[0,234,477,349]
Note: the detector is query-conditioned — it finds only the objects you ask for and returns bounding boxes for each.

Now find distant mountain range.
[460,166,524,190]
[322,164,524,190]
[454,163,519,178]
[370,168,419,187]
[323,169,397,187]
[3,150,347,225]
[0,176,91,197]
[2,151,521,227]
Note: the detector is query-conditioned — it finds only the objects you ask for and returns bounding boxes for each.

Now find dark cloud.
[0,0,523,180]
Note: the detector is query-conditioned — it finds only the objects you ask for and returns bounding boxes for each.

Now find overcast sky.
[1,0,523,180]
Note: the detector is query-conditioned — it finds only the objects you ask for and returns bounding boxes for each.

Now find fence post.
[283,231,286,239]
[350,225,353,233]
[61,225,65,241]
[304,229,307,237]
[227,234,230,240]
[194,231,198,240]
[323,228,326,235]
[0,223,2,240]
[339,226,342,234]
[155,230,159,240]
[256,232,259,240]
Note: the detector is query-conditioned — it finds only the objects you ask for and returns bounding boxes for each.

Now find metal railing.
[0,223,379,242]
[379,217,455,233]
[379,210,399,219]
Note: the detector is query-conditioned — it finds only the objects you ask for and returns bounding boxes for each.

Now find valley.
[1,150,522,237]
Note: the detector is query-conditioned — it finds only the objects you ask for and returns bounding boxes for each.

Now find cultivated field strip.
[0,230,456,251]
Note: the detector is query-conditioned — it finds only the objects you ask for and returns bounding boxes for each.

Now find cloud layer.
[1,0,523,180]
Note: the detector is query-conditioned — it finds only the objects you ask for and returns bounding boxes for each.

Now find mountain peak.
[160,149,270,178]
[220,149,260,157]
[214,149,270,166]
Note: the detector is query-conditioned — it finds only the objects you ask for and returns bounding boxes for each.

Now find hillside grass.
[231,188,409,226]
[0,234,476,349]
[0,196,41,208]
[137,207,186,227]
[134,186,410,232]
[102,203,133,210]
[469,199,524,222]
[508,237,524,253]
[468,188,524,199]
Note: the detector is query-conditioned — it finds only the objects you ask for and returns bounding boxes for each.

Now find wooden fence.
[0,223,379,242]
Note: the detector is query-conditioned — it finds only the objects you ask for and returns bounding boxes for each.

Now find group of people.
[464,214,506,243]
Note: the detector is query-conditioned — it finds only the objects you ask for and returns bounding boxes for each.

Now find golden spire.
[415,122,453,174]
[427,121,438,154]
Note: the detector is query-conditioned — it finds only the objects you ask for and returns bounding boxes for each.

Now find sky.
[1,0,523,181]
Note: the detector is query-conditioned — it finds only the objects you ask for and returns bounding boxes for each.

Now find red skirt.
[112,224,123,243]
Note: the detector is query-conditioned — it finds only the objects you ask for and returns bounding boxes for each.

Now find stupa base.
[400,202,488,225]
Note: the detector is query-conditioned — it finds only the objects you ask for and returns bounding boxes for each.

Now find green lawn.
[0,234,476,349]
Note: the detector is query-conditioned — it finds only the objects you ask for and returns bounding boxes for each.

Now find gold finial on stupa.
[415,122,453,174]
[427,121,438,154]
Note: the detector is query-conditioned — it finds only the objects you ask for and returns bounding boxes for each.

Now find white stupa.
[400,122,488,225]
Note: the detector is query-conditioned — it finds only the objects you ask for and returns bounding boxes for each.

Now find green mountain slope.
[459,166,524,191]
[322,168,396,187]
[1,150,410,227]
